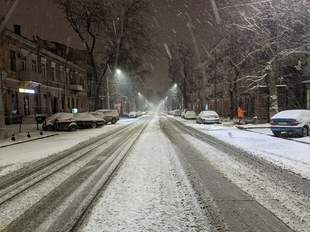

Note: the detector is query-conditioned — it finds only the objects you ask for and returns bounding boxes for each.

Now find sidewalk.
[0,123,59,148]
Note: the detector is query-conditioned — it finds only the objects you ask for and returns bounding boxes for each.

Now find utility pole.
[0,0,21,138]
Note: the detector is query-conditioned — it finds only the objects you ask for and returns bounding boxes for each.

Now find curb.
[236,126,271,130]
[236,126,310,145]
[0,134,60,148]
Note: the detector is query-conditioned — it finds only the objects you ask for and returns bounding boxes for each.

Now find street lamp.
[116,68,122,76]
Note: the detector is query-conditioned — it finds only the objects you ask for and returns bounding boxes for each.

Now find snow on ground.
[0,118,139,177]
[183,134,310,232]
[245,127,310,143]
[173,117,310,179]
[79,116,211,232]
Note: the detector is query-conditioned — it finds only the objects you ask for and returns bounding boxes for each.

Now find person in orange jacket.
[237,106,246,124]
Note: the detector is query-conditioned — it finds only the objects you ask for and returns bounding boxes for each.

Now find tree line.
[169,0,310,119]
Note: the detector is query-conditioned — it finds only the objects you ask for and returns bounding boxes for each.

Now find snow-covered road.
[79,116,211,232]
[172,116,310,179]
[0,118,139,177]
[0,114,309,232]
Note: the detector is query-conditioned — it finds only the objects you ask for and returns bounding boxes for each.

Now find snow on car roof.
[272,110,310,119]
[49,113,74,120]
[201,111,218,115]
[73,112,100,120]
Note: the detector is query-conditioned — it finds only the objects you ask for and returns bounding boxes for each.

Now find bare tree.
[227,0,310,117]
[56,0,152,110]
[168,42,195,109]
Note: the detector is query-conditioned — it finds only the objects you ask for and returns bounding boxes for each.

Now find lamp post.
[107,67,123,109]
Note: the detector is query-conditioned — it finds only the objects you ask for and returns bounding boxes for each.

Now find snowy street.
[0,114,309,232]
[2,1,310,231]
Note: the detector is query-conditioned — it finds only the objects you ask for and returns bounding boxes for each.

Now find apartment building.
[0,26,88,124]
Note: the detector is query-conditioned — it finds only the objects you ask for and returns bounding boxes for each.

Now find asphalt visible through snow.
[0,115,309,232]
[160,116,295,232]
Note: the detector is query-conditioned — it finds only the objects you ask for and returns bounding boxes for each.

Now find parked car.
[42,113,78,132]
[196,111,220,124]
[184,110,197,120]
[136,111,143,117]
[73,112,105,128]
[181,110,187,118]
[172,109,182,116]
[43,112,105,131]
[95,109,119,124]
[271,110,310,137]
[129,111,137,118]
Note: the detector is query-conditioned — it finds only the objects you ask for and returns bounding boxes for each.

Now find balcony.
[70,84,84,91]
[18,71,42,83]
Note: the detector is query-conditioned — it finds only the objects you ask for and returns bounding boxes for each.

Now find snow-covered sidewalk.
[79,116,211,232]
[0,118,139,177]
[173,117,310,179]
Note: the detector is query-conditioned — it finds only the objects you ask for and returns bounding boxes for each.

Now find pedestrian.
[237,106,246,124]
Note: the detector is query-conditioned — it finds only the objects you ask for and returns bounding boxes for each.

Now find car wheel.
[111,118,117,124]
[91,122,97,129]
[68,125,78,132]
[302,126,309,137]
[46,125,55,131]
[273,132,281,137]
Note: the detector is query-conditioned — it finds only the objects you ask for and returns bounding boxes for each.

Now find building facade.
[0,28,88,124]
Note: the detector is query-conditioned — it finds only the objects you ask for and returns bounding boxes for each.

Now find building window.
[10,50,16,71]
[11,92,19,114]
[41,58,47,79]
[24,95,30,115]
[51,62,56,81]
[31,59,37,72]
[59,66,64,82]
[21,59,27,71]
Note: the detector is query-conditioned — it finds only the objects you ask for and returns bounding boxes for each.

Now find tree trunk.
[229,66,239,119]
[88,55,99,111]
[269,61,279,119]
[182,79,187,109]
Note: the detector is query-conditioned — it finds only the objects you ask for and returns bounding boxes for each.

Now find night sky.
[1,0,221,96]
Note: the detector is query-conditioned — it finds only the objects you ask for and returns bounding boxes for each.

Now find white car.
[271,110,310,137]
[196,111,220,124]
[184,110,197,120]
[129,111,137,118]
[181,110,187,118]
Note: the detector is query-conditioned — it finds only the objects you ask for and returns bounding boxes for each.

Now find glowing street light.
[116,69,122,76]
